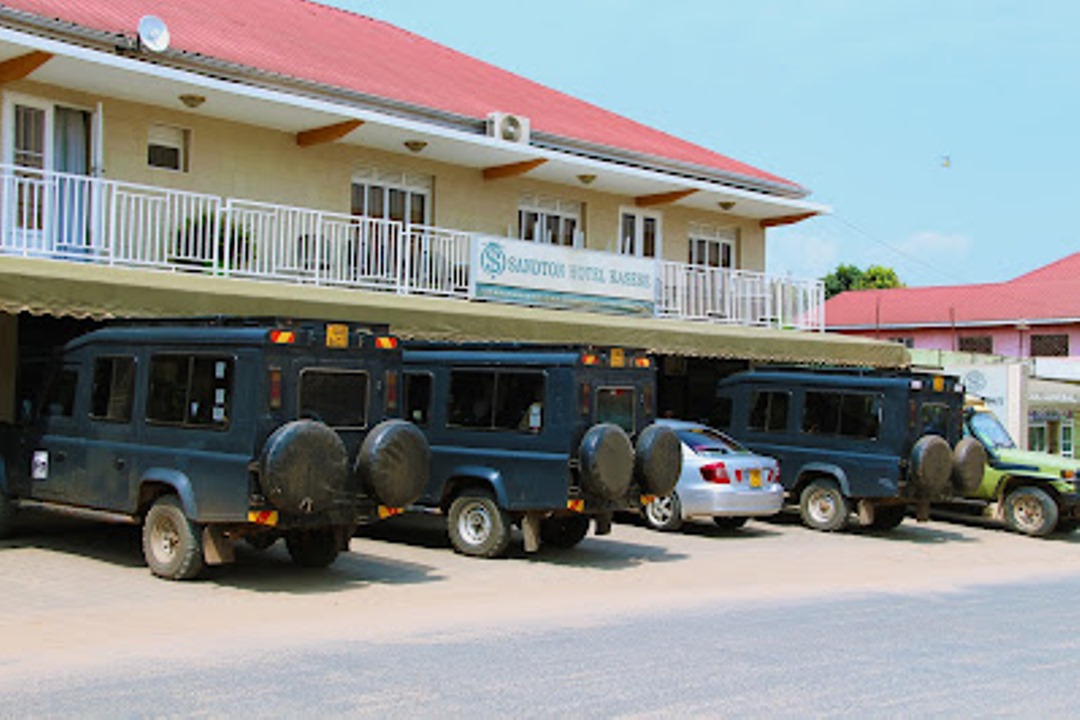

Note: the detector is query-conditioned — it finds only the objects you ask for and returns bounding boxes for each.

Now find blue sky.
[329,1,1078,288]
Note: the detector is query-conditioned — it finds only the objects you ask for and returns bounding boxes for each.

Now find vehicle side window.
[448,370,545,432]
[802,391,881,439]
[42,368,78,418]
[749,390,789,432]
[404,372,432,427]
[148,354,233,429]
[90,356,136,422]
[299,369,368,429]
[919,402,949,436]
[596,387,635,433]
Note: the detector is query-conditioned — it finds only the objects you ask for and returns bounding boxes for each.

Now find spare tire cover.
[909,434,953,500]
[634,424,683,497]
[354,419,430,508]
[579,423,634,501]
[260,419,348,514]
[951,436,987,495]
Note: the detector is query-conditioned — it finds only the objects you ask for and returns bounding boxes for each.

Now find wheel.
[142,495,204,580]
[712,516,749,531]
[798,479,850,532]
[1004,486,1059,537]
[355,419,430,508]
[447,490,512,558]
[868,505,907,531]
[634,424,683,497]
[642,492,683,531]
[0,492,16,539]
[578,423,634,501]
[540,515,591,549]
[260,419,348,515]
[285,527,340,568]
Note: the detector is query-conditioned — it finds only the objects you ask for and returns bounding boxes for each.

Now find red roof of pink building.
[826,252,1080,328]
[0,0,803,195]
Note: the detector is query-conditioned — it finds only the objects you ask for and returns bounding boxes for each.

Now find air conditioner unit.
[487,112,530,144]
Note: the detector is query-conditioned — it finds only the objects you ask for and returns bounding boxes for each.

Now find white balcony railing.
[0,166,823,330]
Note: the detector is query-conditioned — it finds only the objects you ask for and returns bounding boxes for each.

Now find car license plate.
[750,469,762,488]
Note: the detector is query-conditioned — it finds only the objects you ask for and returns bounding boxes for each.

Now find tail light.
[268,367,283,410]
[580,382,591,416]
[700,462,730,484]
[385,370,399,414]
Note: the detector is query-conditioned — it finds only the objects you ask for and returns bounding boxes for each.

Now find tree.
[822,263,904,299]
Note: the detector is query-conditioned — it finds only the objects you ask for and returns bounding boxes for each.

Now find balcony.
[0,166,824,331]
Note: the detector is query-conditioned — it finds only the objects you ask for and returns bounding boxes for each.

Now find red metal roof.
[825,252,1080,328]
[2,0,803,193]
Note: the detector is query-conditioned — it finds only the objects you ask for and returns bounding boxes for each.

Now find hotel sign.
[471,236,656,315]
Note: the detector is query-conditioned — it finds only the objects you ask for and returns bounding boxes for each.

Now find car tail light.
[700,462,730,484]
[385,370,399,414]
[580,382,591,416]
[268,367,283,410]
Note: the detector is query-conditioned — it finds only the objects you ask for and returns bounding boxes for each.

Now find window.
[619,209,661,258]
[1063,422,1074,458]
[299,369,369,429]
[351,168,431,225]
[596,387,636,433]
[404,372,433,427]
[688,223,735,269]
[801,391,881,439]
[1031,334,1069,357]
[147,124,190,172]
[1029,423,1048,452]
[518,195,581,247]
[748,391,789,432]
[42,368,78,418]
[90,356,136,422]
[919,403,950,437]
[958,336,993,354]
[147,354,232,429]
[447,370,545,432]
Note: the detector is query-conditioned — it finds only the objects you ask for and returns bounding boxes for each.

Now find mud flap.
[594,511,613,536]
[203,526,236,565]
[857,500,875,526]
[522,512,543,553]
[914,500,931,522]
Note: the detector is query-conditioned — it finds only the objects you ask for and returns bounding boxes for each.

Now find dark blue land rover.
[713,367,984,531]
[0,317,428,579]
[401,343,681,557]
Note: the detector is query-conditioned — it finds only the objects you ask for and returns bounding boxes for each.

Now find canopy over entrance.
[0,257,908,367]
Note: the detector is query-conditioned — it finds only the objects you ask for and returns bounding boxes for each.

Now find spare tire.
[909,434,952,500]
[578,423,634,501]
[260,419,348,514]
[355,419,430,508]
[951,436,987,495]
[634,424,682,497]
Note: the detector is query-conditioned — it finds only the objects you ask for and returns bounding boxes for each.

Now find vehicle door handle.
[114,458,126,471]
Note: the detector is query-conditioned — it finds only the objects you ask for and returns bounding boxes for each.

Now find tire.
[578,423,634,501]
[634,424,683,497]
[868,505,907,531]
[142,495,204,580]
[712,516,749,531]
[355,419,430,508]
[447,490,512,558]
[951,437,987,495]
[0,492,16,539]
[909,435,953,500]
[285,527,340,568]
[642,492,683,531]
[540,515,591,549]
[1004,486,1059,537]
[260,419,348,515]
[799,479,850,532]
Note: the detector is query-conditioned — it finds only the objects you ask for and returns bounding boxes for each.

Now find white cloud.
[895,231,972,259]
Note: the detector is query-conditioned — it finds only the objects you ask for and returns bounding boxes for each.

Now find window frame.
[146,352,234,431]
[594,385,637,434]
[518,194,582,248]
[297,367,371,431]
[617,207,662,258]
[147,123,191,173]
[89,354,137,424]
[446,368,547,433]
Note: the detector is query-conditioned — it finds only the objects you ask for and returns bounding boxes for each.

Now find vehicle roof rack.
[107,316,391,334]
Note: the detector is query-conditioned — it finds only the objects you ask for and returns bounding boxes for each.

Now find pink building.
[825,252,1080,359]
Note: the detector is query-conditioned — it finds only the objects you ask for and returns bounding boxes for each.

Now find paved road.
[2,509,1079,717]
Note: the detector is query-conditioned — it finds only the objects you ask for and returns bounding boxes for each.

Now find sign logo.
[479,241,506,277]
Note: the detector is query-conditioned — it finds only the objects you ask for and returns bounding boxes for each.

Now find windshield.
[676,427,750,456]
[969,411,1016,450]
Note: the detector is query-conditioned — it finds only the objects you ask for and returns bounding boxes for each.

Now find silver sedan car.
[643,420,783,531]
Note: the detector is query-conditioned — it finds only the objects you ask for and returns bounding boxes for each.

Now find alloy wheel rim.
[647,495,675,525]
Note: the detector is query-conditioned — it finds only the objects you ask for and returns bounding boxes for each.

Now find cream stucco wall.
[2,80,768,269]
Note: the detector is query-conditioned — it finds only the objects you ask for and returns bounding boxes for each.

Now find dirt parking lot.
[2,508,1079,685]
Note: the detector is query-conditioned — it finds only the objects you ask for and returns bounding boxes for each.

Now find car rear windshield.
[299,369,368,429]
[596,387,635,433]
[969,411,1016,449]
[675,427,748,455]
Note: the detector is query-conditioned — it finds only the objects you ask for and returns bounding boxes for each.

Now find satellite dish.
[137,15,170,53]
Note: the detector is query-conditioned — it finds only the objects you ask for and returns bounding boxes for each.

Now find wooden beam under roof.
[634,189,697,207]
[0,51,53,84]
[482,158,547,181]
[295,119,364,148]
[759,212,818,228]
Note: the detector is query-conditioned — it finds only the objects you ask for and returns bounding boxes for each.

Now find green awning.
[0,256,909,367]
